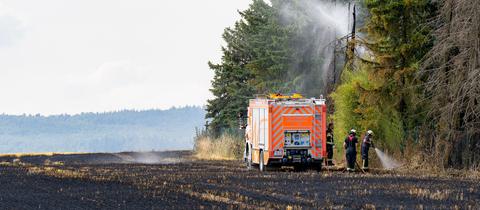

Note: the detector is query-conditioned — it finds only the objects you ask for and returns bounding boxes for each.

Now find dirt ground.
[0,151,478,209]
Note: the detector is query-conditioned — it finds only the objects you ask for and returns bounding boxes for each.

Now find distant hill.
[0,106,205,153]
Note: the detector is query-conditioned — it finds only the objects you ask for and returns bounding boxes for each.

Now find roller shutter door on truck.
[252,108,268,150]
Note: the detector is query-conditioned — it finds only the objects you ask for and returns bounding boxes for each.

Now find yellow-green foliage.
[331,69,364,146]
[331,65,404,152]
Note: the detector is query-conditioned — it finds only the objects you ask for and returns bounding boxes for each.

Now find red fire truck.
[244,93,327,171]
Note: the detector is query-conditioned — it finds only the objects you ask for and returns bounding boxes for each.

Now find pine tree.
[206,0,292,134]
[361,0,434,150]
[332,0,435,151]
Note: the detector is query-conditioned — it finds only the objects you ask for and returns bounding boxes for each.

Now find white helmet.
[350,129,356,134]
[367,130,373,135]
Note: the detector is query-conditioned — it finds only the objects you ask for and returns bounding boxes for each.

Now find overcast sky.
[0,0,251,115]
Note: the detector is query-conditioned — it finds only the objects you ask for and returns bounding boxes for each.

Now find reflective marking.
[282,114,313,117]
[272,131,283,149]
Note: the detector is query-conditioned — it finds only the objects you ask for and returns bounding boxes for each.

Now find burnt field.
[0,151,478,209]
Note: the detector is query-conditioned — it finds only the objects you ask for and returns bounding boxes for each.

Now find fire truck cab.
[244,93,327,171]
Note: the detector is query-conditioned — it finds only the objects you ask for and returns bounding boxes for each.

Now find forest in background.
[0,106,205,153]
[205,0,479,169]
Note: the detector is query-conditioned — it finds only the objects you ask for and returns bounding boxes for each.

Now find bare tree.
[421,0,480,168]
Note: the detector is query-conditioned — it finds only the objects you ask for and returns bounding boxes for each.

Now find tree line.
[206,0,479,169]
[0,107,205,153]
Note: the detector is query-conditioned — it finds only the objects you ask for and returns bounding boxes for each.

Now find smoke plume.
[276,0,351,96]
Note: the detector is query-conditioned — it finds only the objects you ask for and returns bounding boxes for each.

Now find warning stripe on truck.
[271,105,283,150]
[282,106,313,115]
[314,106,322,157]
[271,105,315,150]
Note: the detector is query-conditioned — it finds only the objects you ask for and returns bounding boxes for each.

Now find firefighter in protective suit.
[326,123,334,166]
[343,129,358,172]
[361,130,374,170]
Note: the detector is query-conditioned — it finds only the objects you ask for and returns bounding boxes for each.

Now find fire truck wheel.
[259,150,265,172]
[246,144,252,169]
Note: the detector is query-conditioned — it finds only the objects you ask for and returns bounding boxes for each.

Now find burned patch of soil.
[0,151,478,209]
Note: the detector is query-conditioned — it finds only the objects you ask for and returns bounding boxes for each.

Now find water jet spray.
[374,148,401,169]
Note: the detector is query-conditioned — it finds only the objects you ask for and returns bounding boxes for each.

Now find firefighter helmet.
[350,129,356,134]
[367,130,373,135]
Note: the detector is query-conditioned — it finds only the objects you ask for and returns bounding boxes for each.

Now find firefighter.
[361,130,374,170]
[343,129,358,172]
[326,123,335,166]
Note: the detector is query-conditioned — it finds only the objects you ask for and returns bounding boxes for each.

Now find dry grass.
[465,167,480,179]
[443,167,480,180]
[194,133,243,160]
[43,159,65,166]
[408,187,452,201]
[0,158,27,166]
[0,152,85,158]
[26,166,85,179]
[399,149,480,180]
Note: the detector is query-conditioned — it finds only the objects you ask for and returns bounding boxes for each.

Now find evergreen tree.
[332,0,435,151]
[361,0,434,150]
[206,0,292,134]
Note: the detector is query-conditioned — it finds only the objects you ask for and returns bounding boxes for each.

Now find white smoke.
[114,152,184,164]
[277,0,351,96]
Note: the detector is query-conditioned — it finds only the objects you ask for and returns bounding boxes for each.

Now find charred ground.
[0,151,478,209]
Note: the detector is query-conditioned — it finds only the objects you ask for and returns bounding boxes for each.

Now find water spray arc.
[374,148,401,169]
[277,1,350,96]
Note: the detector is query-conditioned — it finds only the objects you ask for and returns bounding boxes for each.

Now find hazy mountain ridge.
[0,106,205,153]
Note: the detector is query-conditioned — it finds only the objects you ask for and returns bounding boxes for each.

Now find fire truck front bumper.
[269,149,323,166]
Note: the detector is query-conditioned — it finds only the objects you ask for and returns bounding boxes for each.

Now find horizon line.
[0,105,206,117]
